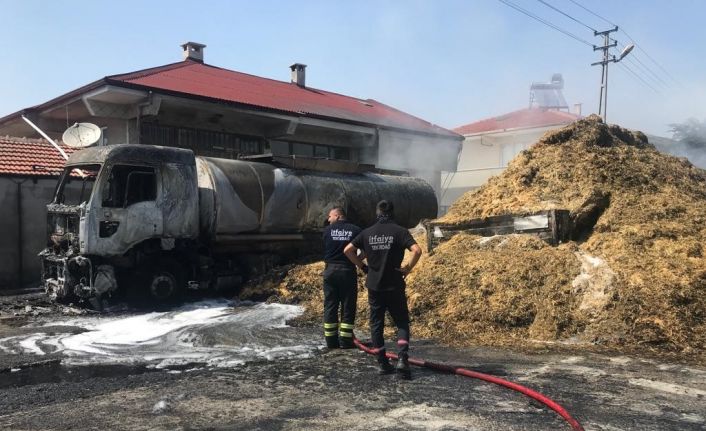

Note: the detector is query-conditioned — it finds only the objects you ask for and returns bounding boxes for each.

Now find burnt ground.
[0,293,705,431]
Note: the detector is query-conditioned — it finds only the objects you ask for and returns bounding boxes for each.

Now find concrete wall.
[439,126,560,212]
[0,176,82,291]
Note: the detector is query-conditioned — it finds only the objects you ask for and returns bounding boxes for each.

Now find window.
[270,140,289,156]
[268,140,352,161]
[102,165,157,208]
[55,165,99,206]
[331,147,350,160]
[239,138,261,154]
[314,145,329,158]
[140,123,264,158]
[293,143,314,157]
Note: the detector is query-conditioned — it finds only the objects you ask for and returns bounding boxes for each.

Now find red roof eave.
[106,77,461,140]
[454,108,580,136]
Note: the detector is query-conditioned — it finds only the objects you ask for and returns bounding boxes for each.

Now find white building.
[439,74,581,213]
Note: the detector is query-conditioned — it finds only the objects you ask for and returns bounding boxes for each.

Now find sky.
[1,0,704,138]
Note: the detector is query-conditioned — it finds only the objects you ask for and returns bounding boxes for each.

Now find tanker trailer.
[40,144,437,304]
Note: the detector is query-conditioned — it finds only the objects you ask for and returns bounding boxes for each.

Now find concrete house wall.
[0,177,82,290]
[439,125,559,213]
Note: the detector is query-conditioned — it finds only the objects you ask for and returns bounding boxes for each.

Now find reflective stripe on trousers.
[339,322,354,338]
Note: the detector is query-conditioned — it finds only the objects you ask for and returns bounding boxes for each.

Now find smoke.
[373,129,462,192]
[655,142,706,170]
[648,120,706,169]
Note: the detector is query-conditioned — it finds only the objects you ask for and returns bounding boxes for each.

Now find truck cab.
[41,145,199,302]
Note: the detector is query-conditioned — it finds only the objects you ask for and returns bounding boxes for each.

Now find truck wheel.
[148,261,185,304]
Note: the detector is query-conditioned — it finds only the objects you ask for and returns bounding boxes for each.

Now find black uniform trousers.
[323,263,358,348]
[368,287,410,359]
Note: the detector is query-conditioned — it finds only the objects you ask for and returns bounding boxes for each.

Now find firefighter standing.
[322,207,362,349]
[344,200,422,378]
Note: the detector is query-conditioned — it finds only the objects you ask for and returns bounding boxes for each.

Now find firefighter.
[344,200,422,378]
[322,206,362,349]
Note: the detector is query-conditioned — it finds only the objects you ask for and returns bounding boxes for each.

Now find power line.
[567,0,679,86]
[499,0,664,120]
[615,60,662,95]
[497,0,595,47]
[610,38,672,89]
[619,45,669,88]
[620,30,681,86]
[535,0,597,32]
[535,0,667,99]
[624,56,667,89]
[567,0,615,26]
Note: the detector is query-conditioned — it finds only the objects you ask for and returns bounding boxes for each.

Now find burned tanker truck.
[40,145,437,303]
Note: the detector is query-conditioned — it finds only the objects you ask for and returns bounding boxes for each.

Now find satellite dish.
[62,123,102,148]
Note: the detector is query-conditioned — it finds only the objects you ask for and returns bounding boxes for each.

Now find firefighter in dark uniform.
[344,200,422,378]
[322,206,362,349]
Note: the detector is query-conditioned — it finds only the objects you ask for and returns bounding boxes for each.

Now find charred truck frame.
[41,145,437,303]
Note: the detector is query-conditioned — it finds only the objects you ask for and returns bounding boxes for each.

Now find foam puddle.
[0,300,321,369]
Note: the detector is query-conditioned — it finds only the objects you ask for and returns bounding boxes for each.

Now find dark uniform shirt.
[351,219,417,291]
[323,221,361,268]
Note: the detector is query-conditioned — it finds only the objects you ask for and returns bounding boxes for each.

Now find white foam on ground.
[18,335,47,356]
[0,300,320,369]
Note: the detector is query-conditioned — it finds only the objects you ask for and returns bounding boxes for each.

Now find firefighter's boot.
[377,352,395,375]
[339,322,354,349]
[396,352,411,380]
[324,322,340,349]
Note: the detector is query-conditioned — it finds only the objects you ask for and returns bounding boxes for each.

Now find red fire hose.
[353,338,585,431]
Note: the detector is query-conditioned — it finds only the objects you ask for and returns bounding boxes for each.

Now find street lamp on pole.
[618,43,634,61]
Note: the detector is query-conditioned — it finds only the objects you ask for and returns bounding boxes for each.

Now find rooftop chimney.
[573,103,582,116]
[290,63,307,87]
[181,42,206,62]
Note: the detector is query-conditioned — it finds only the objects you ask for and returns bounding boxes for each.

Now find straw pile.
[241,115,706,360]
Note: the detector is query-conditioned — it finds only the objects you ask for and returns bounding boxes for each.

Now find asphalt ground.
[0,293,704,431]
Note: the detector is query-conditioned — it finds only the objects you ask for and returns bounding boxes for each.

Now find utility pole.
[592,27,618,122]
[591,27,635,122]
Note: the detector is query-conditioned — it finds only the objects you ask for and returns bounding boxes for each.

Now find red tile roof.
[0,136,73,177]
[453,108,580,135]
[105,60,458,138]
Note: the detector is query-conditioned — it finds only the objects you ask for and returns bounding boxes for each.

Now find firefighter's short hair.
[330,206,346,217]
[376,200,394,216]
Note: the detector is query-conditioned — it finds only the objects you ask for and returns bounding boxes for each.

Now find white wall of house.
[438,125,562,213]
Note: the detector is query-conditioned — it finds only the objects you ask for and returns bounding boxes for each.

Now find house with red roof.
[439,75,581,212]
[0,42,462,290]
[0,137,80,290]
[0,42,461,196]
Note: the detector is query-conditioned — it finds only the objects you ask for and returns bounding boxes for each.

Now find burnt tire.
[147,260,185,305]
